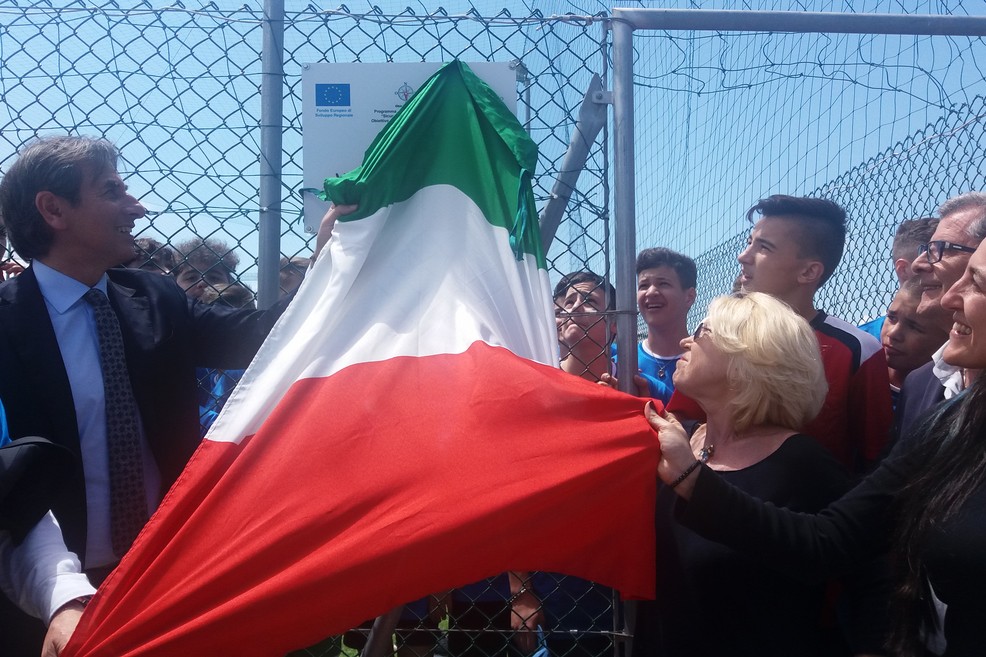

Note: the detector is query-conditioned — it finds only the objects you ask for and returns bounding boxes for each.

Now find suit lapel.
[106,275,155,355]
[0,267,80,452]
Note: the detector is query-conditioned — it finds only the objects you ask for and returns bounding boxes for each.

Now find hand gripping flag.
[63,61,659,657]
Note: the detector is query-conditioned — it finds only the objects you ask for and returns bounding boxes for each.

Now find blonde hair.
[704,292,826,432]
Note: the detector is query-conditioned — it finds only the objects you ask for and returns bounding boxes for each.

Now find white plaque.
[301,62,518,232]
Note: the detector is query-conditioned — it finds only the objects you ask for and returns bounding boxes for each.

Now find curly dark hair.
[635,247,697,290]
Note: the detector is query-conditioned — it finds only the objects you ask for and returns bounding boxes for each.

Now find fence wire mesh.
[626,4,986,329]
[0,0,613,293]
[0,3,616,656]
[4,0,986,655]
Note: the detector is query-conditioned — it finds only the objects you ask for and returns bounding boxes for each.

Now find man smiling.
[912,195,986,318]
[896,192,986,440]
[0,135,290,656]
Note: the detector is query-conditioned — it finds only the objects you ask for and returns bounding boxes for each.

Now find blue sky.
[2,0,983,323]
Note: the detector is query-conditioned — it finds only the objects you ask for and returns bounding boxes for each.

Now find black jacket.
[0,265,285,562]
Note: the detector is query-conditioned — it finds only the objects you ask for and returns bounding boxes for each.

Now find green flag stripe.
[319,61,544,266]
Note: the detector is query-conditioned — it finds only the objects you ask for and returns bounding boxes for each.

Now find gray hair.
[0,136,119,260]
[938,192,986,242]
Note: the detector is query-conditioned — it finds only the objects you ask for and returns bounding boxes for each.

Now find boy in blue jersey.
[632,248,697,404]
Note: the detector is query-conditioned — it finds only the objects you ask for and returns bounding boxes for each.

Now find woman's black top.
[677,398,984,656]
[633,434,849,657]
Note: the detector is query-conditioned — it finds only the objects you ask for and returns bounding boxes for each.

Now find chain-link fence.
[624,5,986,328]
[0,1,613,295]
[691,92,986,331]
[5,0,986,655]
[0,3,618,656]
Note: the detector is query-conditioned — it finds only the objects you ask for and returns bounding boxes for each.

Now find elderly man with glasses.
[896,192,986,442]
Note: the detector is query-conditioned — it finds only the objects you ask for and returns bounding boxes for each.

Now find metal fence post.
[610,20,637,657]
[611,15,638,395]
[258,0,285,309]
[611,17,638,654]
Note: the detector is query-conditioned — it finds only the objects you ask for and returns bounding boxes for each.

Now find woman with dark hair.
[648,240,986,656]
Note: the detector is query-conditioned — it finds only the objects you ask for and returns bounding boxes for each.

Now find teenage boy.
[740,195,893,472]
[670,195,892,474]
[880,280,949,410]
[631,248,697,405]
[553,271,617,382]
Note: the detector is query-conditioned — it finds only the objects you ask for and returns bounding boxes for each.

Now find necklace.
[699,444,715,463]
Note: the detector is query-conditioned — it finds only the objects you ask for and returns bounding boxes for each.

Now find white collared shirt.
[931,342,965,400]
[0,513,96,622]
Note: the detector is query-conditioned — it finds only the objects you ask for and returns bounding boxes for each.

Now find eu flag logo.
[316,84,351,107]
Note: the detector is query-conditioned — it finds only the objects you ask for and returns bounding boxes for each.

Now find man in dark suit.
[894,192,986,443]
[894,360,945,440]
[0,135,292,656]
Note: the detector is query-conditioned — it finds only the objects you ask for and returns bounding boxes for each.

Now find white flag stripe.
[208,184,557,444]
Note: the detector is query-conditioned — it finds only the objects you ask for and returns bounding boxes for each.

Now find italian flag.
[63,61,658,657]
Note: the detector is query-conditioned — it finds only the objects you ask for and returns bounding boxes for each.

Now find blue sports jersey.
[612,342,681,405]
[858,315,885,341]
[0,398,9,447]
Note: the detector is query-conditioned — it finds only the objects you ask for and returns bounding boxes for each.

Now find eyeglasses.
[918,240,977,264]
[692,321,712,340]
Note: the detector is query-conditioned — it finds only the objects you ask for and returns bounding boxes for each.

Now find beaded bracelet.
[669,460,702,489]
[668,444,714,490]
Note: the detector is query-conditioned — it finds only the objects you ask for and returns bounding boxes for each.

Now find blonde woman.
[648,239,986,657]
[634,292,857,657]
